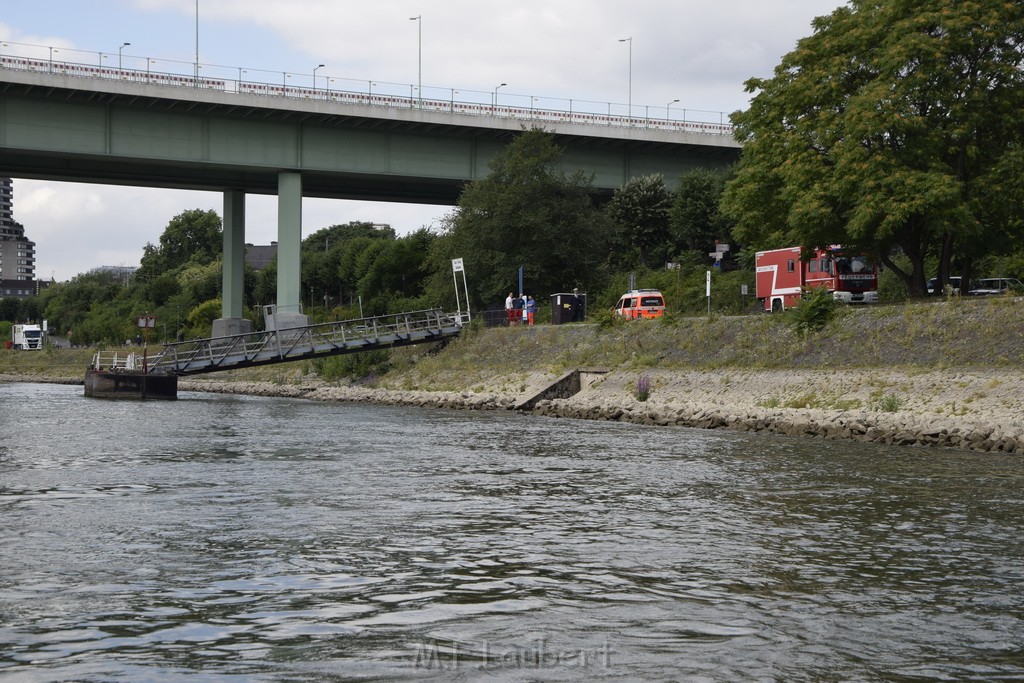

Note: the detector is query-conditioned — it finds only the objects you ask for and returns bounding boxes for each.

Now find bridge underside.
[0,147,471,205]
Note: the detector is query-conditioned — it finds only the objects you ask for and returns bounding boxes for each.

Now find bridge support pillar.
[271,171,309,330]
[213,189,253,338]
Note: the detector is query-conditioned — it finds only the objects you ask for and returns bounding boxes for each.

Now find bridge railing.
[0,40,735,137]
[146,308,462,375]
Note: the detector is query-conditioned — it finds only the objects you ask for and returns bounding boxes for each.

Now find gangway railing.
[90,351,141,371]
[144,308,463,376]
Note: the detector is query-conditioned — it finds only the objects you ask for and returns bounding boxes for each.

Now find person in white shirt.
[505,292,516,326]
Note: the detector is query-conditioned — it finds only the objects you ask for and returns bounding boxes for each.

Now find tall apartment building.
[0,178,36,280]
[0,178,40,299]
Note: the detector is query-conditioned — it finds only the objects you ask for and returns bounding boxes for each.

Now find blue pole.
[518,266,524,296]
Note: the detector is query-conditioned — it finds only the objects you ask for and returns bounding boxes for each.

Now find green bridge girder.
[0,68,739,201]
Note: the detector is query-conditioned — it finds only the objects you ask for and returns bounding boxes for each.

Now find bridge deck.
[138,309,464,376]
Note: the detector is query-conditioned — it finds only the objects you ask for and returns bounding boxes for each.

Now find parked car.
[926,276,962,294]
[967,278,1024,296]
[614,289,666,319]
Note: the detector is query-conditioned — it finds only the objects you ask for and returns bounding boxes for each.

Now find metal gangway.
[139,308,465,376]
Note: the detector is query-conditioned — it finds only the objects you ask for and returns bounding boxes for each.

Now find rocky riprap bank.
[181,375,1024,455]
[531,399,1023,453]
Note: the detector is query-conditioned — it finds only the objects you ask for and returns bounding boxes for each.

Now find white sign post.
[451,258,470,325]
[706,271,712,316]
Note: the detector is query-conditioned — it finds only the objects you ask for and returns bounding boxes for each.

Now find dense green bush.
[790,287,839,336]
[312,349,391,382]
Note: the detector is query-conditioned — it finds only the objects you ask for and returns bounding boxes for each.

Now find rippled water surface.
[2,382,1024,681]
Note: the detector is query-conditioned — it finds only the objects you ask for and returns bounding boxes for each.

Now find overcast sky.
[1,0,846,281]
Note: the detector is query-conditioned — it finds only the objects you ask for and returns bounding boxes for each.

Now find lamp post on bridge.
[194,0,200,85]
[313,63,324,91]
[409,15,422,108]
[118,42,130,71]
[666,98,679,120]
[619,36,632,118]
[493,82,506,108]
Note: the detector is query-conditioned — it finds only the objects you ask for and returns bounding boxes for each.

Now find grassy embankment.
[2,296,1021,390]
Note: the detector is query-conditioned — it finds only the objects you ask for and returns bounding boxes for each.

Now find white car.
[967,278,1024,295]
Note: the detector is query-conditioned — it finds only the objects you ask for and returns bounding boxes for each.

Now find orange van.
[614,289,666,319]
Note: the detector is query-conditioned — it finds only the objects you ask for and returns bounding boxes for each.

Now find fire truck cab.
[755,246,878,312]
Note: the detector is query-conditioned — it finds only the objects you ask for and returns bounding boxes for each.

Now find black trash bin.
[551,292,586,324]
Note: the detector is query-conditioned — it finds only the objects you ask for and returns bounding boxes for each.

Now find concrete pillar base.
[265,310,309,332]
[212,317,254,338]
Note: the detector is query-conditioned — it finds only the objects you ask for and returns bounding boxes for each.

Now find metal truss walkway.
[140,308,465,376]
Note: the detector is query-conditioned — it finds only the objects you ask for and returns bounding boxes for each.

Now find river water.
[1,382,1023,682]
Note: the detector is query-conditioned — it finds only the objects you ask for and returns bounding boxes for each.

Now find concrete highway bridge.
[0,42,741,337]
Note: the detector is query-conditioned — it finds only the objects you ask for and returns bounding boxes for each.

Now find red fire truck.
[755,246,878,312]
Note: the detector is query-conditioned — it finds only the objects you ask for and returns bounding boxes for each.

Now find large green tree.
[671,168,733,254]
[723,0,1024,295]
[135,209,223,282]
[302,222,395,309]
[42,269,126,337]
[606,174,673,269]
[436,128,611,307]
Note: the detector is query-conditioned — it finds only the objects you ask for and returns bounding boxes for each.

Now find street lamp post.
[666,98,679,120]
[619,36,632,118]
[118,42,130,71]
[194,0,199,84]
[313,63,324,91]
[409,15,422,107]
[493,82,506,108]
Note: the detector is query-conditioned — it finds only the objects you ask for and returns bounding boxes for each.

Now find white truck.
[12,323,44,350]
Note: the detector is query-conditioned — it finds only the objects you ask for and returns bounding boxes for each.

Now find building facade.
[0,177,41,299]
[0,178,36,280]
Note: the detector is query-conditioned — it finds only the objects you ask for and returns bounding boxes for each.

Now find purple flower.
[635,374,652,402]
